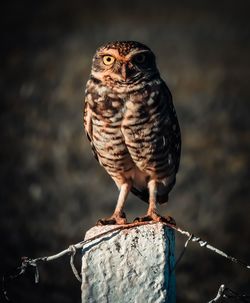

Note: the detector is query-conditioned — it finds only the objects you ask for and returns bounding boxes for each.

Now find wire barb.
[69,245,82,282]
[208,284,226,303]
[172,233,193,272]
[208,284,250,303]
[2,257,40,301]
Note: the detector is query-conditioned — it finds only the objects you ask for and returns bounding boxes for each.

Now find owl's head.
[91,41,159,85]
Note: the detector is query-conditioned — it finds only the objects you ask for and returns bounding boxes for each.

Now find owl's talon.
[133,214,176,225]
[133,216,152,223]
[158,215,176,225]
[96,213,127,225]
[151,212,176,225]
[96,218,116,226]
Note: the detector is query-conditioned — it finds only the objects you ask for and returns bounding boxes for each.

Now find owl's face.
[91,41,159,85]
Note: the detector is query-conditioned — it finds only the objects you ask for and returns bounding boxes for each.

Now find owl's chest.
[121,92,163,144]
[92,94,153,134]
[91,99,124,145]
[92,87,159,138]
[91,91,152,158]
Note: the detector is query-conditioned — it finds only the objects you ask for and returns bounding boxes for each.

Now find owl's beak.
[121,63,131,81]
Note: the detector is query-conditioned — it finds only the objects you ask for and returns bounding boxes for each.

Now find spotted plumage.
[83,41,181,225]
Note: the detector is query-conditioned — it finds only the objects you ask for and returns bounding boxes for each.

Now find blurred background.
[1,0,250,302]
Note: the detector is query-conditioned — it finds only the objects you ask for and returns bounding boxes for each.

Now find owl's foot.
[96,212,127,225]
[134,212,175,225]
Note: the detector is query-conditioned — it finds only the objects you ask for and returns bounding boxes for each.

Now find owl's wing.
[83,98,99,162]
[162,81,181,172]
[130,81,181,204]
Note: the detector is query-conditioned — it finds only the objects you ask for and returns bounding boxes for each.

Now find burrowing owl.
[84,41,181,225]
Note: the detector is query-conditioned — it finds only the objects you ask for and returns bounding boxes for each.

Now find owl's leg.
[147,180,158,217]
[134,180,175,224]
[97,182,131,225]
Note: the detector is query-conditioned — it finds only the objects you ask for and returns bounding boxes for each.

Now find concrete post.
[81,222,176,303]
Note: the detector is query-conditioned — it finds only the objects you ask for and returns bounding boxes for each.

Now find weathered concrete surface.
[81,223,175,303]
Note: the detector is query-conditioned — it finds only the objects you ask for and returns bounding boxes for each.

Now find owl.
[83,41,181,225]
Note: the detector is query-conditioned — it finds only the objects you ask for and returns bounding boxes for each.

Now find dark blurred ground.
[1,0,250,302]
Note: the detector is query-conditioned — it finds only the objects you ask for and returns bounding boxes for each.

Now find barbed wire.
[2,221,250,301]
[208,284,250,303]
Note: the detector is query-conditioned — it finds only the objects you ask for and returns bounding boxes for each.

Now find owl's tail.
[130,177,176,204]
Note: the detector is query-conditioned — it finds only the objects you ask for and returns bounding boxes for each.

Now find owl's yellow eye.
[103,55,115,65]
[134,53,146,64]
